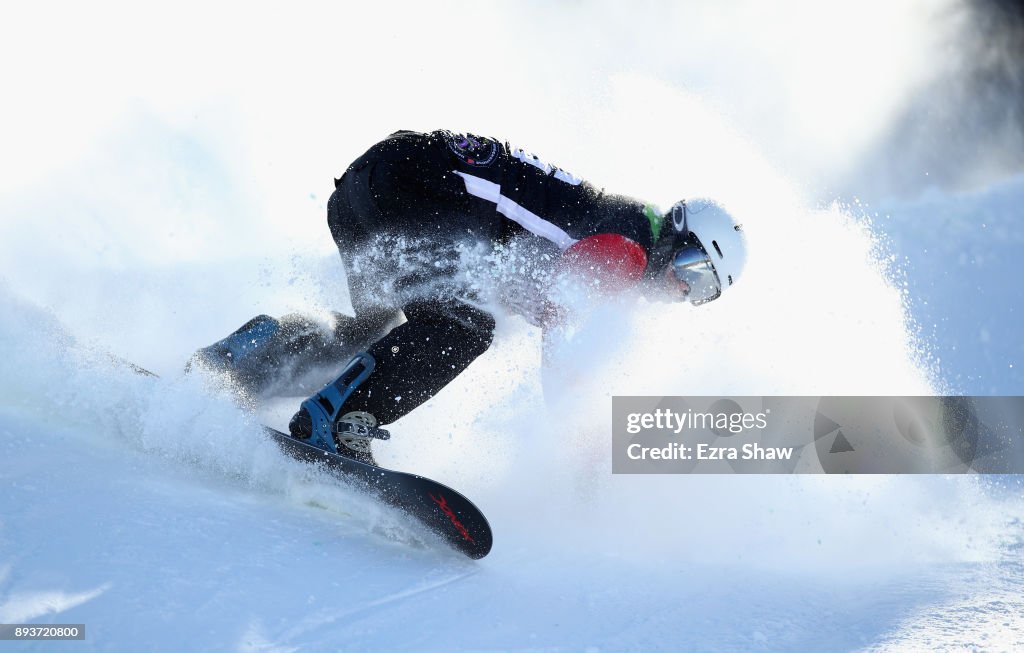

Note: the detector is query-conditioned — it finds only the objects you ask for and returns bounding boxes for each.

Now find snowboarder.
[191,129,748,465]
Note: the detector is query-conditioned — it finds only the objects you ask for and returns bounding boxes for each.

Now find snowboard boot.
[188,313,361,397]
[187,315,281,392]
[288,352,390,465]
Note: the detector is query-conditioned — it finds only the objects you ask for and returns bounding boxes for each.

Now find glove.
[558,233,647,293]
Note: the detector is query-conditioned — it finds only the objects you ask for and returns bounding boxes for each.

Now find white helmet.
[650,198,748,304]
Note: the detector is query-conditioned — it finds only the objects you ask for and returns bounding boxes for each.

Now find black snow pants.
[325,152,496,425]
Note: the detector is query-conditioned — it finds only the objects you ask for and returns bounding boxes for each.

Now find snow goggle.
[671,238,721,305]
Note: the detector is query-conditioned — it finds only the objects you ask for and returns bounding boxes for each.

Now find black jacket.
[328,130,658,319]
[334,129,656,246]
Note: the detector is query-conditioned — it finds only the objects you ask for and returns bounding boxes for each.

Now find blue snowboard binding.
[187,314,286,396]
[188,313,369,398]
[288,352,391,465]
[189,314,280,372]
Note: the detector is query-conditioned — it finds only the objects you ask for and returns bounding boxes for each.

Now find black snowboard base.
[266,427,492,559]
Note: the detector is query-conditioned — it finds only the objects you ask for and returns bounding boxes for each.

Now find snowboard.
[120,358,492,559]
[266,426,492,559]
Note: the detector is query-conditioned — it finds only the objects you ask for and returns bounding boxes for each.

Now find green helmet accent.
[643,204,663,242]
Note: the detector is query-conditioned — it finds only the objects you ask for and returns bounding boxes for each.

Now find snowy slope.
[1,254,1023,651]
[4,400,1021,653]
[874,174,1024,395]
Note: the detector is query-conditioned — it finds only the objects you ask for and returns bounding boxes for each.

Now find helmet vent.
[711,240,724,258]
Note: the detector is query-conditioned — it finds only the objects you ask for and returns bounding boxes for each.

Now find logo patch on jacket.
[445,131,499,167]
